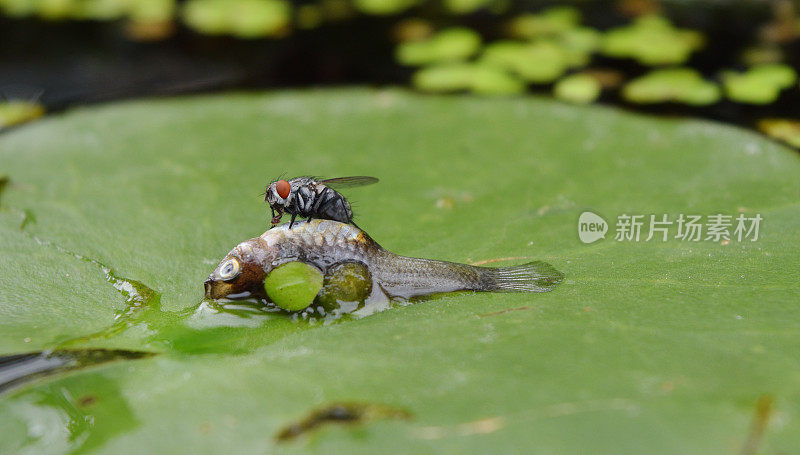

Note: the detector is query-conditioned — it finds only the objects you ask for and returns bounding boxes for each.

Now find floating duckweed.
[392,18,434,43]
[554,73,601,104]
[0,0,37,17]
[623,68,720,105]
[757,118,800,149]
[470,65,526,95]
[0,101,46,130]
[352,0,417,15]
[741,46,785,66]
[0,0,175,21]
[316,262,372,311]
[128,0,175,21]
[443,0,492,14]
[602,15,704,65]
[412,63,474,92]
[182,0,290,38]
[296,4,323,29]
[74,0,129,20]
[412,63,524,95]
[506,6,582,39]
[264,262,324,311]
[480,40,569,83]
[722,64,797,105]
[558,27,601,67]
[396,28,482,66]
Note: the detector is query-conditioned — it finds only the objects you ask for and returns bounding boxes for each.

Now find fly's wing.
[317,176,379,189]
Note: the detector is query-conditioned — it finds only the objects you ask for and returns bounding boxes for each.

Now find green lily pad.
[396,27,482,66]
[623,68,720,105]
[602,15,704,66]
[722,64,798,105]
[1,89,799,453]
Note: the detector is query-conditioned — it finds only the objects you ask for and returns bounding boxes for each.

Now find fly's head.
[204,238,268,300]
[265,179,293,224]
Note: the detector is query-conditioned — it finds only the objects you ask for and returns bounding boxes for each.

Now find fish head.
[204,237,268,300]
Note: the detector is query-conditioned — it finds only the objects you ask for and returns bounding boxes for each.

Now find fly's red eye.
[276,180,291,199]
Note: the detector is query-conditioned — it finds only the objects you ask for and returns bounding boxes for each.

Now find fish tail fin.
[483,261,564,293]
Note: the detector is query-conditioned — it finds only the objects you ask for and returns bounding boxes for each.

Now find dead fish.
[204,219,563,302]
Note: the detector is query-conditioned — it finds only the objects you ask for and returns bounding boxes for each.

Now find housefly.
[265,176,378,228]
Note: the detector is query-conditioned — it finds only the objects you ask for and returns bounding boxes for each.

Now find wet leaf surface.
[0,89,799,453]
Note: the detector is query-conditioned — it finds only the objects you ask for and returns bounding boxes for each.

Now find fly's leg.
[289,213,297,228]
[270,207,283,227]
[312,187,331,212]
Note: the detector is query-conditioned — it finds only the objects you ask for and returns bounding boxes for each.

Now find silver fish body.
[205,219,563,301]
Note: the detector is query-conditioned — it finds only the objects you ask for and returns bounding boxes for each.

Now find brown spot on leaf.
[740,395,773,455]
[78,394,97,407]
[275,402,411,443]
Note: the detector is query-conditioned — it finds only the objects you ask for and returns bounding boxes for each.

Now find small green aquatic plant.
[395,27,482,66]
[758,118,800,148]
[181,0,290,38]
[553,73,602,104]
[0,101,45,130]
[622,67,720,105]
[480,40,570,83]
[412,62,525,94]
[505,6,582,39]
[601,15,704,66]
[722,64,798,104]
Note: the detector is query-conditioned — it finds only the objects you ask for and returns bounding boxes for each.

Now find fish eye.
[219,258,241,281]
[276,180,291,199]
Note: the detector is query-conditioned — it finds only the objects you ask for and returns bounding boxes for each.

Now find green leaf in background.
[758,118,800,149]
[722,64,798,105]
[623,67,720,105]
[411,62,525,95]
[0,89,799,453]
[395,27,482,66]
[601,15,704,66]
[553,73,601,104]
[505,6,582,39]
[181,0,290,38]
[352,0,417,15]
[442,0,492,15]
[0,101,45,130]
[480,40,570,83]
